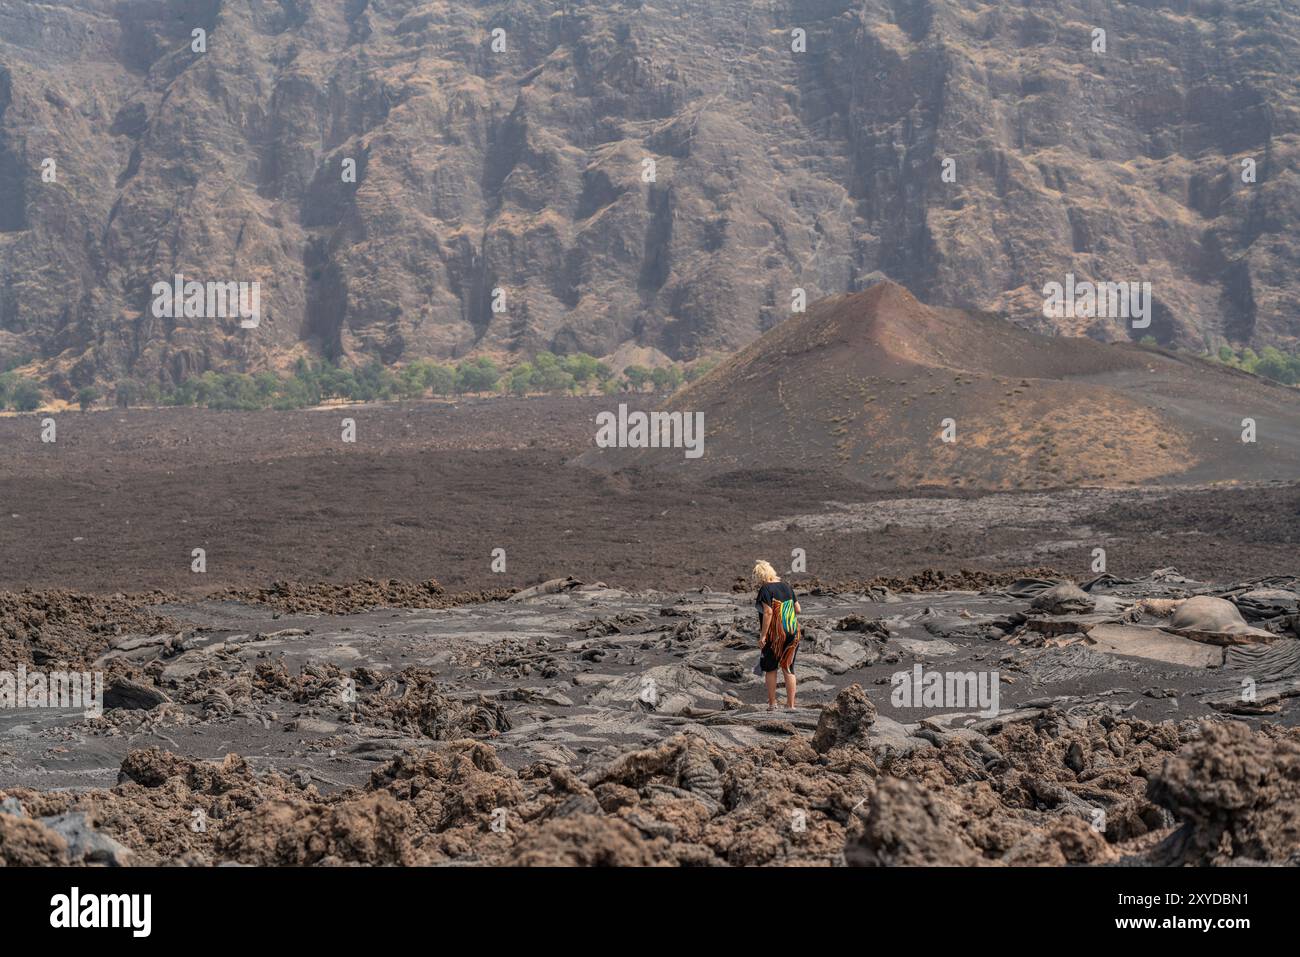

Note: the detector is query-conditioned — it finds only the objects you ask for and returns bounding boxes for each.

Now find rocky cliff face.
[1,0,1297,394]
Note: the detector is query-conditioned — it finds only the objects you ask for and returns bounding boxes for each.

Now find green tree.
[561,352,600,386]
[532,352,576,393]
[399,362,431,399]
[115,379,140,408]
[426,363,455,395]
[351,360,400,402]
[651,365,683,393]
[623,365,650,392]
[1255,346,1298,385]
[207,372,262,411]
[77,386,100,411]
[506,363,535,395]
[9,377,43,412]
[253,371,280,400]
[317,363,359,401]
[455,357,499,394]
[271,375,317,410]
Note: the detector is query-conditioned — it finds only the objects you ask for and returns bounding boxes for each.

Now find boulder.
[1147,721,1300,864]
[845,778,980,866]
[507,577,583,602]
[39,811,133,866]
[1168,596,1275,644]
[1030,582,1095,615]
[811,684,877,754]
[104,677,173,711]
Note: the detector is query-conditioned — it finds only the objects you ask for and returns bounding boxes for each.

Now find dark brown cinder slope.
[580,282,1300,491]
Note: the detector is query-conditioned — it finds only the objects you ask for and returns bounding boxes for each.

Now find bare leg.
[783,669,797,709]
[765,670,778,710]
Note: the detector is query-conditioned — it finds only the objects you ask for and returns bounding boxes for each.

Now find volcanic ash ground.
[2,571,1299,866]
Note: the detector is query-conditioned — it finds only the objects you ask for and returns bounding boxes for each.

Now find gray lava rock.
[1170,596,1274,640]
[1030,582,1096,615]
[104,677,173,711]
[812,684,878,754]
[845,778,980,867]
[507,577,583,602]
[39,811,133,866]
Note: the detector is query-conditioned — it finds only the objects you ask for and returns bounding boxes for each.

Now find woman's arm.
[759,605,772,647]
[794,600,802,614]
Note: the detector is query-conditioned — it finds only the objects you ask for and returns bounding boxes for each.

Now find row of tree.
[1209,345,1300,386]
[93,353,719,411]
[8,341,1300,411]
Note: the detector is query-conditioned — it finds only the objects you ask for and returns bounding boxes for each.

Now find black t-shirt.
[756,581,796,622]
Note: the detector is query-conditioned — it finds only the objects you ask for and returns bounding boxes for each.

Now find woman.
[752,560,801,711]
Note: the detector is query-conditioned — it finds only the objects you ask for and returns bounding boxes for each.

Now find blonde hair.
[752,560,780,584]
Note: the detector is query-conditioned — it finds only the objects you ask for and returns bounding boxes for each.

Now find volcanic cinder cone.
[580,281,1300,490]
